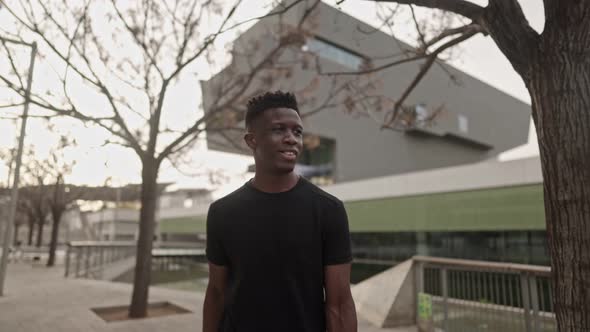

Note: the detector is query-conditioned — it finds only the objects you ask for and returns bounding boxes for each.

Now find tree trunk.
[47,210,63,267]
[128,157,159,318]
[528,32,590,330]
[13,223,20,246]
[36,219,45,247]
[27,218,34,246]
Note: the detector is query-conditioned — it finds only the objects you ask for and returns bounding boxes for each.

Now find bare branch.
[12,0,143,155]
[373,0,540,79]
[167,125,243,158]
[419,23,480,51]
[372,0,485,21]
[0,102,25,109]
[0,71,139,152]
[166,0,242,82]
[17,0,35,24]
[155,2,311,163]
[322,53,429,76]
[297,0,322,28]
[357,4,400,35]
[155,107,212,164]
[481,0,540,80]
[110,0,165,79]
[160,0,183,47]
[300,76,354,118]
[31,0,103,87]
[1,39,25,88]
[409,5,427,48]
[175,0,206,67]
[39,1,143,153]
[383,26,480,128]
[217,0,306,35]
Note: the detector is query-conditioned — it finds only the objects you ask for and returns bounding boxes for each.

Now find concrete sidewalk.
[0,263,416,332]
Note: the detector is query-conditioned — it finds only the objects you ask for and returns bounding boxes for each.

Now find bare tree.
[40,136,81,267]
[9,198,28,247]
[0,0,332,317]
[46,173,81,267]
[17,150,51,248]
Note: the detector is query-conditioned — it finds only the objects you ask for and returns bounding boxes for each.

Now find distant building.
[119,1,545,266]
[158,156,548,265]
[65,187,214,243]
[200,0,530,185]
[157,188,213,242]
[80,208,140,242]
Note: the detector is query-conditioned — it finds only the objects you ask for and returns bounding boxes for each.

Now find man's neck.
[251,172,300,193]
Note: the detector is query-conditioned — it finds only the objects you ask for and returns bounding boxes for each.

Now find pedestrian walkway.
[0,263,416,331]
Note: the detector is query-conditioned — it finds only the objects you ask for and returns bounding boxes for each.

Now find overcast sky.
[0,0,544,191]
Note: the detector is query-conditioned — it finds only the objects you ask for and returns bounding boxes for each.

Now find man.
[203,91,357,332]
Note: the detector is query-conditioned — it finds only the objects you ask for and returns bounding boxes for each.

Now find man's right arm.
[203,262,228,332]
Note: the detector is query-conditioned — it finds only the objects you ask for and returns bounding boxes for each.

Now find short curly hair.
[245,91,299,129]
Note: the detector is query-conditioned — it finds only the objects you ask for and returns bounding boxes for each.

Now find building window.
[415,104,428,122]
[159,196,171,209]
[183,198,193,208]
[296,134,336,185]
[303,37,363,70]
[458,114,469,133]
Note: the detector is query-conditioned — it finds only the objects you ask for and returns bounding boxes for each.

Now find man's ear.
[244,132,256,150]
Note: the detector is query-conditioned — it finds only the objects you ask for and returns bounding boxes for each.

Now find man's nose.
[284,131,297,144]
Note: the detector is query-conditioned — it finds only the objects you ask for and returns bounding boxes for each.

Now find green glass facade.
[159,183,549,266]
[345,184,545,232]
[160,184,546,234]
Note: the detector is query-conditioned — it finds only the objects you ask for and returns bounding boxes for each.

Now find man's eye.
[294,130,303,136]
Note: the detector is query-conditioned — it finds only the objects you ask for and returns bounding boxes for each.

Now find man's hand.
[325,263,357,332]
[203,262,228,332]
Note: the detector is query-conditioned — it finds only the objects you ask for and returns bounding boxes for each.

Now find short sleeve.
[322,201,352,265]
[206,203,228,266]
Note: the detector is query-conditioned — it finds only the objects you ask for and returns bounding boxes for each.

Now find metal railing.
[64,241,136,278]
[414,256,555,332]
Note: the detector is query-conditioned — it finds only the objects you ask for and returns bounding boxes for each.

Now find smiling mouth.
[279,151,298,159]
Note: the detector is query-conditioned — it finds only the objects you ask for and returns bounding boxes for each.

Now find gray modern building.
[200,0,530,184]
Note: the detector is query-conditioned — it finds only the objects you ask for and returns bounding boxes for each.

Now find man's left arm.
[325,263,357,332]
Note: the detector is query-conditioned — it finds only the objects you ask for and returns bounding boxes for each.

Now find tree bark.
[35,218,44,247]
[27,217,34,246]
[13,223,20,246]
[47,210,63,267]
[527,26,590,330]
[128,157,159,318]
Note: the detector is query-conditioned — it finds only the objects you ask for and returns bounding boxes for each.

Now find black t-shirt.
[206,177,352,332]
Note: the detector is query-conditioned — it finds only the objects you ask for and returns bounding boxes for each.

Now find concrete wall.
[324,156,542,202]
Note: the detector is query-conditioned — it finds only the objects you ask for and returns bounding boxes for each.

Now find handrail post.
[98,247,104,279]
[84,246,90,278]
[99,247,104,269]
[64,243,71,277]
[415,261,424,294]
[75,246,81,277]
[529,275,540,332]
[520,272,532,332]
[415,260,430,331]
[441,267,449,331]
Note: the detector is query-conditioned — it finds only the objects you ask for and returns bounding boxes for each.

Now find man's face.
[246,107,303,175]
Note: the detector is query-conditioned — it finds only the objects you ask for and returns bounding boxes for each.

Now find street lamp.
[0,37,37,296]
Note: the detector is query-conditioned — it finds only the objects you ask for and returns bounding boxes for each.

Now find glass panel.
[296,134,336,185]
[305,38,363,69]
[350,231,550,266]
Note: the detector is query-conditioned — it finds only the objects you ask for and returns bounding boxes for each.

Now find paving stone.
[0,262,415,331]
